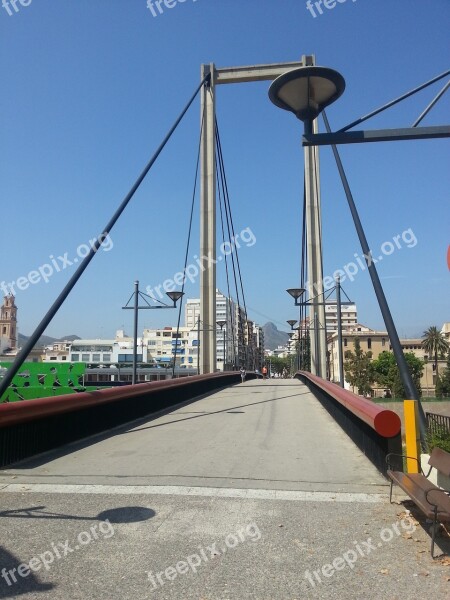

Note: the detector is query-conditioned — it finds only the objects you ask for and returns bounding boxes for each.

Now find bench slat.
[387,470,450,521]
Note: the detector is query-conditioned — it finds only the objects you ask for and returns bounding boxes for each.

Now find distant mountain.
[18,333,81,348]
[263,322,290,351]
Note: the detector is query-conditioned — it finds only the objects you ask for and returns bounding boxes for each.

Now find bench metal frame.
[386,452,450,557]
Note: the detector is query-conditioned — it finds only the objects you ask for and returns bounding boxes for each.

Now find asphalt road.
[0,379,448,599]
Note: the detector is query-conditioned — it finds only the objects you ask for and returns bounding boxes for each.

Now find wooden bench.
[386,447,450,557]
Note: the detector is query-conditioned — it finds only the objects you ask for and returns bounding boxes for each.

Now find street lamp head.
[216,320,226,329]
[287,319,297,330]
[286,288,305,300]
[166,291,184,305]
[269,66,345,122]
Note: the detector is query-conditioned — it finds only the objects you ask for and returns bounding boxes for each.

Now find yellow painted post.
[404,400,420,473]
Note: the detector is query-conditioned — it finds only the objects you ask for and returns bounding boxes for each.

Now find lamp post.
[270,64,345,378]
[274,64,449,441]
[192,317,224,374]
[217,319,227,371]
[287,282,349,385]
[287,319,298,371]
[335,276,345,388]
[122,281,183,385]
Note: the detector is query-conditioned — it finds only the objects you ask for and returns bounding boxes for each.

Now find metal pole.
[335,276,345,387]
[339,69,450,132]
[223,328,226,371]
[132,281,139,385]
[197,317,200,376]
[313,313,320,374]
[304,114,327,378]
[412,79,450,127]
[322,110,427,442]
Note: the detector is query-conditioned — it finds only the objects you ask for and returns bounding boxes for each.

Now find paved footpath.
[0,380,448,599]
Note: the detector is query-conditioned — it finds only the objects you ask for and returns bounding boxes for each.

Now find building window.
[92,354,101,362]
[382,338,386,347]
[103,354,111,362]
[344,338,347,347]
[118,354,142,362]
[72,354,80,361]
[82,354,90,362]
[367,338,372,350]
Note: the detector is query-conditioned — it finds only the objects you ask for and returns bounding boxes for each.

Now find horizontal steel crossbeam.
[302,125,450,146]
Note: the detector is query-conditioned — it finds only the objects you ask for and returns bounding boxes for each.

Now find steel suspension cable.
[215,128,240,366]
[171,102,206,377]
[214,120,249,368]
[0,74,210,399]
[216,161,237,368]
[214,117,251,357]
[299,179,308,371]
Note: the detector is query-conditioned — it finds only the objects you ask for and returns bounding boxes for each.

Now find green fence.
[0,362,101,403]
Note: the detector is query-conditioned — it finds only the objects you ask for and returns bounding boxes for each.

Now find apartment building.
[327,326,443,395]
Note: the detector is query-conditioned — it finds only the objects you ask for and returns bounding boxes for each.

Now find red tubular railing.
[0,372,239,429]
[297,371,401,438]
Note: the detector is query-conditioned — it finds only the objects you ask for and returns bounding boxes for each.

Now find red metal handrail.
[0,372,239,429]
[297,371,401,438]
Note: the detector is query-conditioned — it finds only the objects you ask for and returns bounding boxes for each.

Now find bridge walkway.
[0,379,448,598]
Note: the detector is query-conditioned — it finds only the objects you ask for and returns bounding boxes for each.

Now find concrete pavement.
[0,379,448,598]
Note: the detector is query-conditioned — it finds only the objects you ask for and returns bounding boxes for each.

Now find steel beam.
[303,125,450,146]
[215,61,305,85]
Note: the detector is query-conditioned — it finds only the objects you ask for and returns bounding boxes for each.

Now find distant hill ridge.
[18,325,289,351]
[18,333,81,348]
[262,322,290,351]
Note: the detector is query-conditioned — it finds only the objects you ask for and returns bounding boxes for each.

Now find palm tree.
[422,326,449,378]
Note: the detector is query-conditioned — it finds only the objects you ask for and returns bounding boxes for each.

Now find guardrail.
[295,371,403,474]
[426,411,450,437]
[0,372,247,468]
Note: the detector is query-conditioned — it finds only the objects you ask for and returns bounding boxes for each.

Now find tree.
[435,352,450,398]
[268,356,291,376]
[371,351,394,388]
[297,331,311,372]
[391,353,423,398]
[344,338,374,395]
[372,351,424,398]
[421,326,449,378]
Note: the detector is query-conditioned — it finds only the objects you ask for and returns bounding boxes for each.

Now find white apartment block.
[324,302,358,333]
[143,326,198,369]
[185,290,237,371]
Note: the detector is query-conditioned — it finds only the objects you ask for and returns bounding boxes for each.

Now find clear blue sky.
[1,0,449,340]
